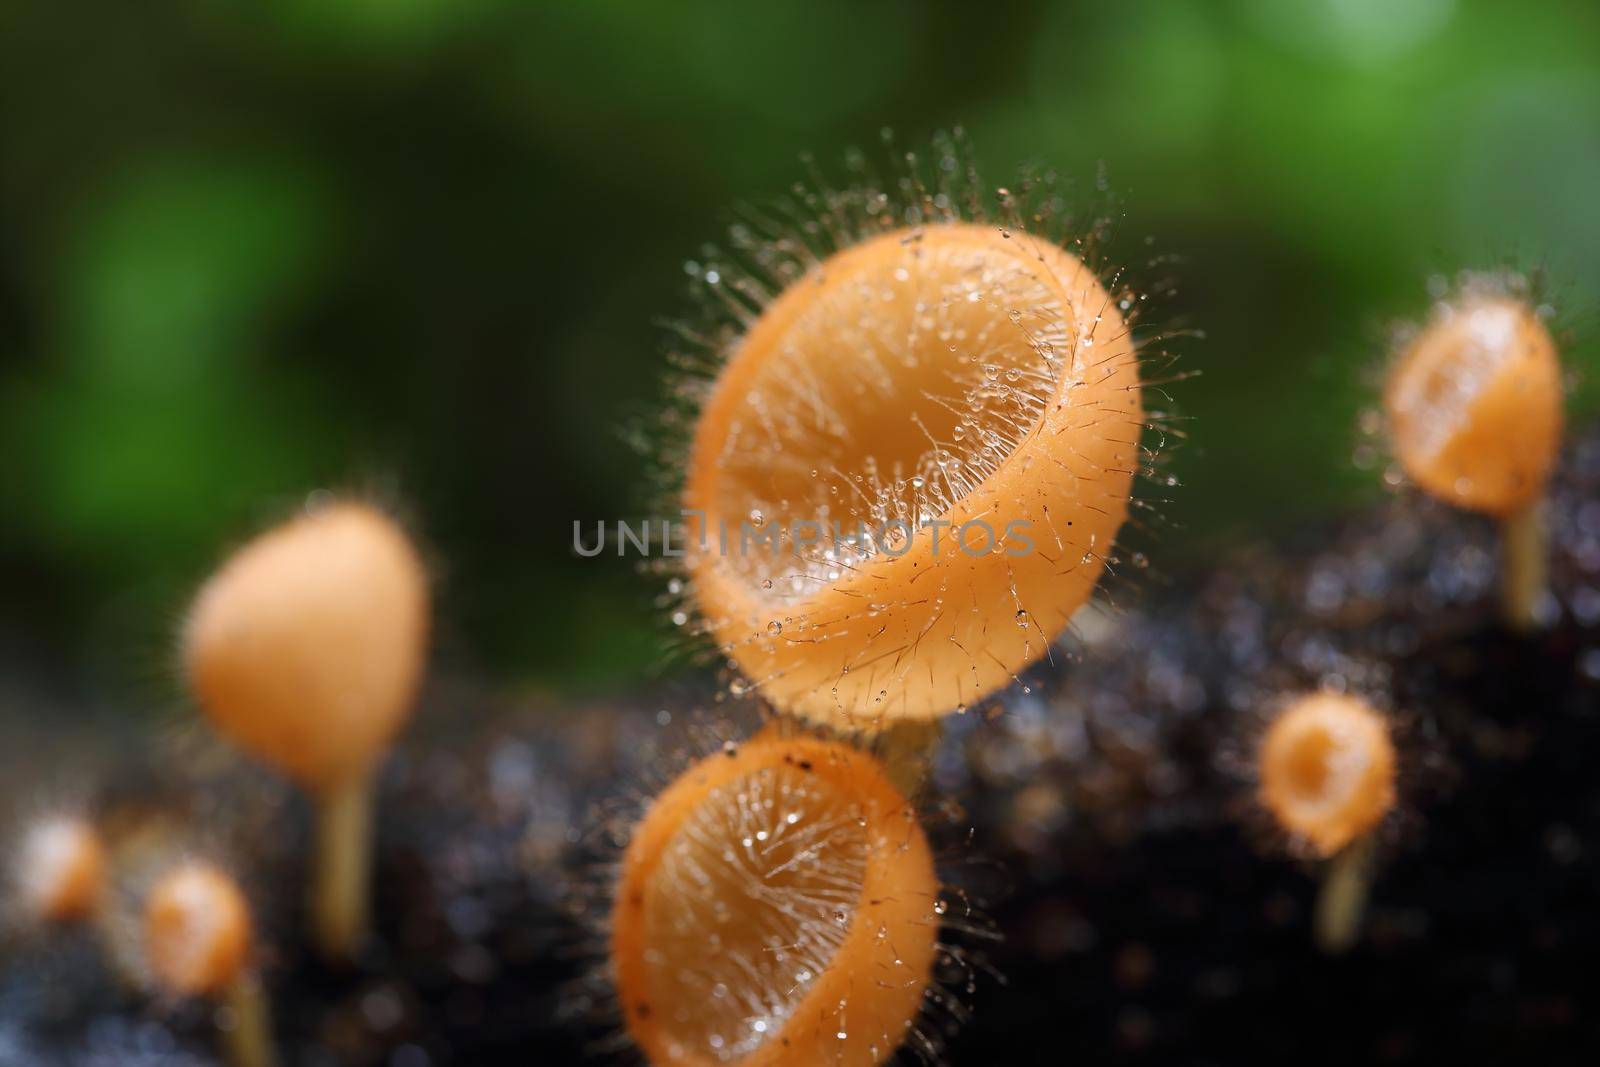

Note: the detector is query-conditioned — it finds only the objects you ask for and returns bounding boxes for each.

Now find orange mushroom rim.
[609,734,941,1066]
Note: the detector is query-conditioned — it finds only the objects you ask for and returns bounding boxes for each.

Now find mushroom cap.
[143,861,252,997]
[611,734,939,1066]
[1385,296,1562,517]
[184,501,429,790]
[683,222,1142,727]
[1258,692,1397,857]
[18,817,105,923]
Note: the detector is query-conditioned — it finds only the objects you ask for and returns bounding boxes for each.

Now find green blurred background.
[1,0,1597,701]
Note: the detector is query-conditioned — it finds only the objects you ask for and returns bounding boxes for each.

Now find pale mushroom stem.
[222,973,278,1067]
[1313,834,1377,955]
[311,770,375,962]
[1501,501,1547,632]
[875,719,944,798]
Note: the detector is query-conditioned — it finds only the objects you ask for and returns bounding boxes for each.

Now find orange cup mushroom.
[184,499,430,960]
[1384,293,1563,629]
[611,734,940,1066]
[1258,692,1398,953]
[683,222,1143,728]
[144,861,276,1067]
[16,816,105,924]
[145,862,253,998]
[1259,692,1395,857]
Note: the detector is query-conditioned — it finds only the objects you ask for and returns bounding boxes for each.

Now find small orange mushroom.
[16,816,105,924]
[1259,692,1395,857]
[611,734,940,1065]
[1259,692,1397,953]
[184,499,430,960]
[683,221,1143,729]
[144,861,276,1067]
[1385,291,1563,629]
[145,862,253,998]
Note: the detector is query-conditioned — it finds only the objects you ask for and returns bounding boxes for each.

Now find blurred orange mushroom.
[1259,692,1397,953]
[1385,291,1562,629]
[185,499,429,960]
[16,816,105,924]
[144,861,275,1067]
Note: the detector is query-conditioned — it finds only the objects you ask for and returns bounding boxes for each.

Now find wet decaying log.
[4,431,1600,1065]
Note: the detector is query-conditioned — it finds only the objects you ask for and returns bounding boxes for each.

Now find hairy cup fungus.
[680,215,1144,729]
[1258,691,1397,954]
[144,861,276,1067]
[611,734,940,1065]
[184,499,430,961]
[15,816,105,924]
[1384,286,1563,630]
